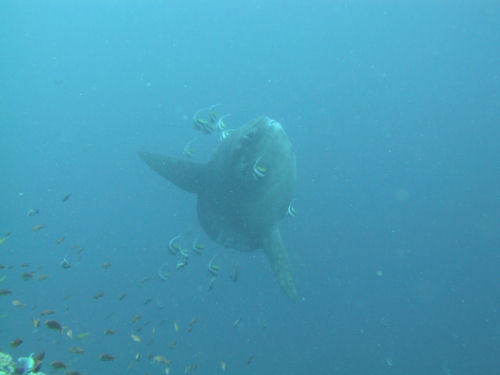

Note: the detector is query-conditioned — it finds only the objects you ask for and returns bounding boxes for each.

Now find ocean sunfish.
[138,116,297,298]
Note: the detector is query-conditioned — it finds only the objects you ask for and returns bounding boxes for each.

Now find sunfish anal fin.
[263,228,297,299]
[138,151,205,194]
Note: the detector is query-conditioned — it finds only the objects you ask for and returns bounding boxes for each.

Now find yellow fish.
[77,332,90,340]
[153,355,170,365]
[131,334,142,343]
[12,299,25,308]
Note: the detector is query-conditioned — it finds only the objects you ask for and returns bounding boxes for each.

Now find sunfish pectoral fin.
[138,151,205,194]
[263,228,298,299]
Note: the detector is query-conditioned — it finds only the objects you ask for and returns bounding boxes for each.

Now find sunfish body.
[138,116,297,298]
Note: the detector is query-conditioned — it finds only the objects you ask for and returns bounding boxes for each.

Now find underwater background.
[1,1,499,374]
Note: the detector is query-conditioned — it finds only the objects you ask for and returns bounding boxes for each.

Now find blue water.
[1,1,499,374]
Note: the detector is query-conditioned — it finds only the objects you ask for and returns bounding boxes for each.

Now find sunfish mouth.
[265,117,283,130]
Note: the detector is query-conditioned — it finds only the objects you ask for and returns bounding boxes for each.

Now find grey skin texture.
[138,116,297,298]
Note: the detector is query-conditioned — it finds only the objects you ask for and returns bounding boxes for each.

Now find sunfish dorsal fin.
[138,151,205,194]
[263,228,297,299]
